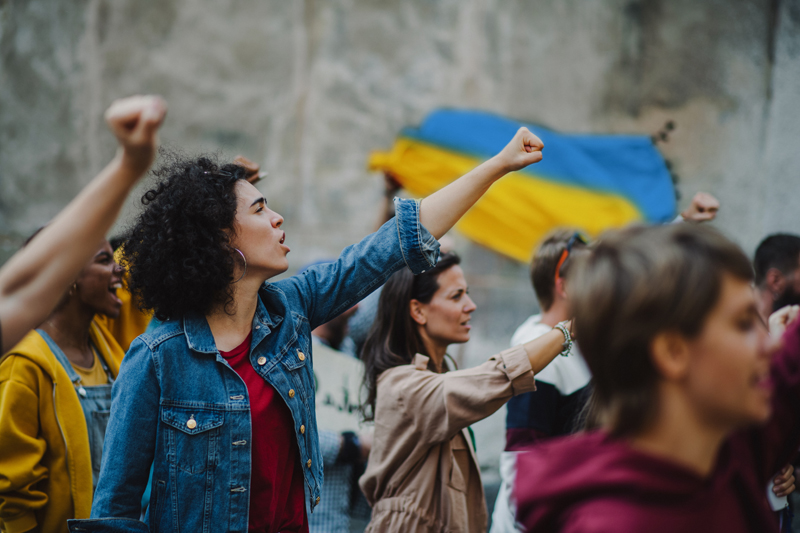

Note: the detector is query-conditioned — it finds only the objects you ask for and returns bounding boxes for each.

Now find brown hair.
[530,229,587,311]
[571,224,753,437]
[360,252,461,421]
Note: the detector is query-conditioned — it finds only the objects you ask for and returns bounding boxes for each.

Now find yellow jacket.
[0,320,123,533]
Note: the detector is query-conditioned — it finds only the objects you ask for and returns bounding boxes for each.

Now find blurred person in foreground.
[0,96,165,354]
[491,192,722,532]
[69,128,546,533]
[754,234,800,322]
[0,96,166,533]
[515,223,800,532]
[359,252,574,532]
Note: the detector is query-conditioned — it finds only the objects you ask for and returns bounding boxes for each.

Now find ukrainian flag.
[369,109,677,262]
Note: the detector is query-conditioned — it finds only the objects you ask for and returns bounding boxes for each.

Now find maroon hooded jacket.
[515,319,800,533]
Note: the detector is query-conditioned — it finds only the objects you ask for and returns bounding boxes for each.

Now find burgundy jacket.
[515,319,800,532]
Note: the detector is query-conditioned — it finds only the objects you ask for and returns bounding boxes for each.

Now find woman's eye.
[737,318,755,331]
[256,207,264,213]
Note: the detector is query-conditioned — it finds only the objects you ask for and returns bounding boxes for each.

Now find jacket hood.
[514,431,741,530]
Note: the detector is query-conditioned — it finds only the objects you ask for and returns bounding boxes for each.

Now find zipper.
[52,380,73,499]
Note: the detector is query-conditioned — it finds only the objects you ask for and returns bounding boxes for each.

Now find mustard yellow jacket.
[0,320,123,533]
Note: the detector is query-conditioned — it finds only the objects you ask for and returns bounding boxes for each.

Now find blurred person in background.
[0,96,165,355]
[754,234,800,322]
[299,259,371,532]
[515,224,800,533]
[308,305,374,533]
[490,230,591,533]
[359,251,574,532]
[70,128,546,533]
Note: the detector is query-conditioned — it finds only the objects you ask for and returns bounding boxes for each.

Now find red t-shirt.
[220,332,308,533]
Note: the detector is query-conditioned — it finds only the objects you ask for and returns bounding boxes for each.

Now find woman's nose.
[464,295,477,313]
[272,212,284,228]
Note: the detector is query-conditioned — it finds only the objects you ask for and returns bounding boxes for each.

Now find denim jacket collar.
[182,290,284,355]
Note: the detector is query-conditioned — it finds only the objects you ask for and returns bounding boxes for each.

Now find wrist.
[486,154,513,179]
[553,320,574,357]
[119,146,155,179]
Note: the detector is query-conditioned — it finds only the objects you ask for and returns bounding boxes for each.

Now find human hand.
[233,155,267,184]
[773,464,796,497]
[681,192,720,222]
[495,127,544,173]
[769,305,800,339]
[105,95,167,177]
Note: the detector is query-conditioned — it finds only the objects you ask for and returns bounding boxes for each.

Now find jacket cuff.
[5,511,38,533]
[497,345,536,395]
[394,198,440,275]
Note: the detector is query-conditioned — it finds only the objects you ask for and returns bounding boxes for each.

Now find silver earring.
[233,249,247,283]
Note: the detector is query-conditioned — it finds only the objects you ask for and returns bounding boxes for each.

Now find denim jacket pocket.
[161,406,224,475]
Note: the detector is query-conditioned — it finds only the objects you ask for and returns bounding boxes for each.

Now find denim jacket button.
[186,416,197,430]
[315,496,321,505]
[257,356,267,366]
[300,425,305,434]
[288,389,295,398]
[306,459,312,468]
[297,350,305,361]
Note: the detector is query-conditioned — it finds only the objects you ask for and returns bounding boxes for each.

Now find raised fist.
[105,95,167,176]
[233,155,267,184]
[681,192,720,223]
[496,127,544,173]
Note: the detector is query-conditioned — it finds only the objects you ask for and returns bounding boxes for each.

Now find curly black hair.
[121,151,248,321]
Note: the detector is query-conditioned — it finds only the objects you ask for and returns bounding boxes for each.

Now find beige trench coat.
[359,345,536,532]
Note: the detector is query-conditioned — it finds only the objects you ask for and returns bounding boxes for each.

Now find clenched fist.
[105,95,167,177]
[495,127,544,173]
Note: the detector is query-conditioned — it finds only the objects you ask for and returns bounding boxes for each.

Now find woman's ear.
[409,299,427,326]
[650,330,691,381]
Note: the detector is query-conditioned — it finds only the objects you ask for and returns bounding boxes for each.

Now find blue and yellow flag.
[369,109,676,262]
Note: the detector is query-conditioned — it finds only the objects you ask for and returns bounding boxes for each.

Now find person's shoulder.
[0,330,54,384]
[510,314,550,346]
[136,318,184,350]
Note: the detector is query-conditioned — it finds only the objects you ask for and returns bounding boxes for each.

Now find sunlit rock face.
[2,0,799,473]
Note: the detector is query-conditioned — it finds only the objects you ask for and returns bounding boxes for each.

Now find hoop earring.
[233,249,247,283]
[68,282,77,297]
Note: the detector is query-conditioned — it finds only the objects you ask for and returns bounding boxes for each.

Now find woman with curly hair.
[67,128,544,533]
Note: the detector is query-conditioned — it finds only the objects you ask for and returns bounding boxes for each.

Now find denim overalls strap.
[37,329,115,489]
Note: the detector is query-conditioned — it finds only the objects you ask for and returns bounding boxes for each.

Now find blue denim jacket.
[68,199,439,533]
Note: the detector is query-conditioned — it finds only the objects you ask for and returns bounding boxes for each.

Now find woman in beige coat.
[359,252,572,532]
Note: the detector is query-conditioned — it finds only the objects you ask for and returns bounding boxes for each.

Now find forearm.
[0,154,138,351]
[419,155,508,239]
[523,329,567,374]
